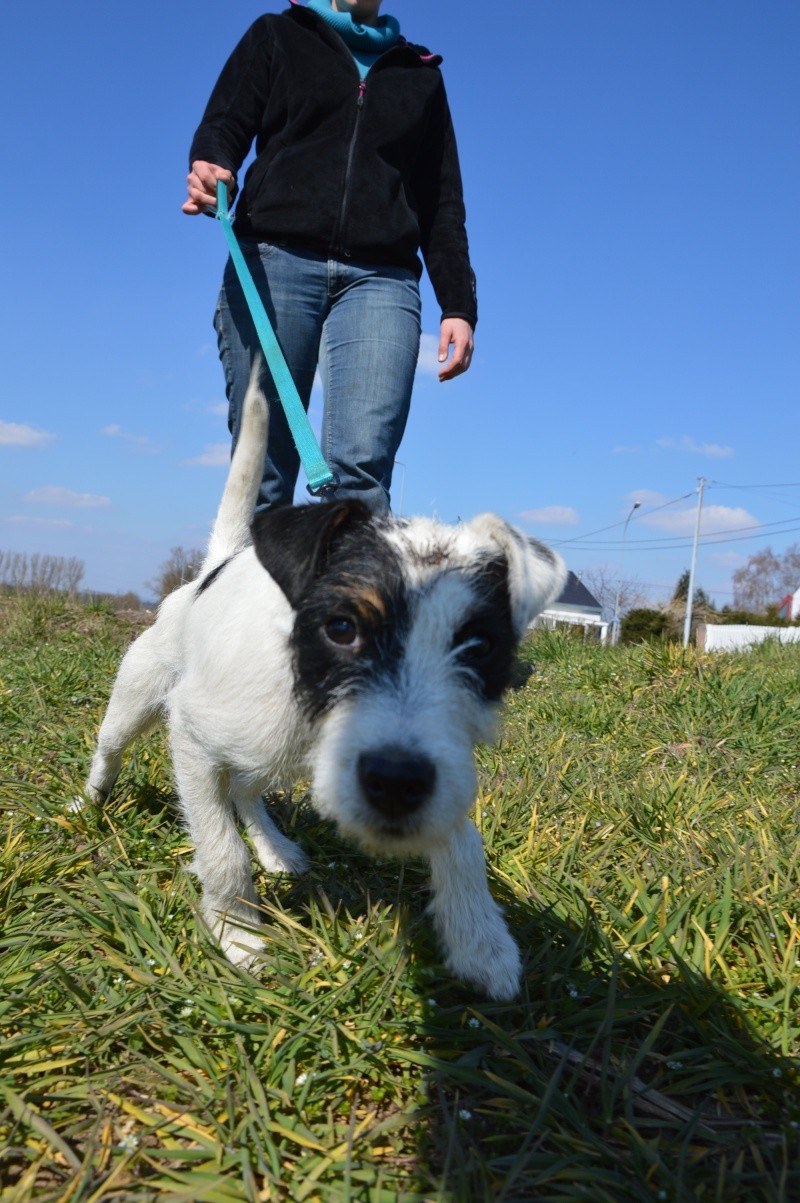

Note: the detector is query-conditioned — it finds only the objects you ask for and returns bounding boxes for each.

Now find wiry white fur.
[83,374,566,998]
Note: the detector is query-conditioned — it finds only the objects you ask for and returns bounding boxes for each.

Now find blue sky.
[2,2,798,605]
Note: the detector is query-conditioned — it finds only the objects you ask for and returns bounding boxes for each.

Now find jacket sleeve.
[188,18,274,175]
[414,79,478,329]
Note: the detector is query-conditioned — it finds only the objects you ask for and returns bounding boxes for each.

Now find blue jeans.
[214,242,422,514]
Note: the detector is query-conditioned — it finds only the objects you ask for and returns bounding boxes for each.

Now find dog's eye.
[456,631,494,661]
[323,616,360,648]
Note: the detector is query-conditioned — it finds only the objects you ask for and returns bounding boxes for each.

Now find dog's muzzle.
[357,750,436,823]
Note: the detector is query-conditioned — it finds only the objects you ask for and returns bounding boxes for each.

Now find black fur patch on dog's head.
[454,556,517,702]
[251,500,373,608]
[255,504,408,720]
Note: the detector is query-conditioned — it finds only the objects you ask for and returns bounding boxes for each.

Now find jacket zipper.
[332,79,366,259]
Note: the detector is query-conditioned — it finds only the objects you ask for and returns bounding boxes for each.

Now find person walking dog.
[183,0,477,513]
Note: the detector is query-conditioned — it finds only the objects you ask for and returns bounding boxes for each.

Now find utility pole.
[682,477,706,648]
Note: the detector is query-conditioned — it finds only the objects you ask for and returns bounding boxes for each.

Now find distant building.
[776,586,800,622]
[532,572,609,643]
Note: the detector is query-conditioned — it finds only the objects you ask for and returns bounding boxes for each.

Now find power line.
[709,480,800,490]
[558,515,800,552]
[564,522,800,553]
[551,491,693,547]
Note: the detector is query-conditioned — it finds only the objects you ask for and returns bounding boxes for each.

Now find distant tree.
[671,569,713,609]
[147,546,204,602]
[581,565,648,623]
[0,550,84,595]
[620,608,668,644]
[114,591,143,611]
[732,544,800,614]
[717,605,787,627]
[665,569,716,641]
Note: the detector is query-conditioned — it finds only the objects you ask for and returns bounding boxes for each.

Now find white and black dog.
[84,374,566,1000]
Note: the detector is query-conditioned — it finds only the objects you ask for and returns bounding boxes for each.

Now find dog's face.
[252,502,565,855]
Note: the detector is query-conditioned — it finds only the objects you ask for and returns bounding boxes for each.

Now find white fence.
[698,624,800,652]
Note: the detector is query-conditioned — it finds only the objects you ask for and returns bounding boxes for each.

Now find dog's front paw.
[257,836,310,877]
[444,926,522,1001]
[217,921,266,971]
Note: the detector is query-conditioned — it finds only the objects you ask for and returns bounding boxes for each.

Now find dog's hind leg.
[171,721,265,969]
[234,793,310,876]
[426,818,522,1001]
[83,627,171,805]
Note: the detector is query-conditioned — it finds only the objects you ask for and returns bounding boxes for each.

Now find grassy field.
[1,592,799,1202]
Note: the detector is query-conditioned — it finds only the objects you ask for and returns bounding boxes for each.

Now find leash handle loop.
[214,180,338,496]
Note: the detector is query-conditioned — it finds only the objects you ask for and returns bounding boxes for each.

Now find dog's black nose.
[358,752,436,820]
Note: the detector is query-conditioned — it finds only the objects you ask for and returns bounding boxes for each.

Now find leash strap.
[213,181,338,497]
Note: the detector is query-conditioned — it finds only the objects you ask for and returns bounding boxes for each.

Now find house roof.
[553,572,602,611]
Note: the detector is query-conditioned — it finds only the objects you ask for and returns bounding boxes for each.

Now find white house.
[532,572,609,643]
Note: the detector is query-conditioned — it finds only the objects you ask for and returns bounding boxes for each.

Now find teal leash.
[213,180,338,497]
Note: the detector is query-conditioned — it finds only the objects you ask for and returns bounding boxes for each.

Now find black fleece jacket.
[189,4,477,327]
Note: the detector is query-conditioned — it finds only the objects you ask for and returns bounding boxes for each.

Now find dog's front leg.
[170,720,264,970]
[427,818,522,1001]
[234,792,310,876]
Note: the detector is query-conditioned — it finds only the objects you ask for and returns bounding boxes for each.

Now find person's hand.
[182,161,236,215]
[438,318,474,381]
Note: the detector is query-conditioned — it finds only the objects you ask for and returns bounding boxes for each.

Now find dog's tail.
[204,361,268,570]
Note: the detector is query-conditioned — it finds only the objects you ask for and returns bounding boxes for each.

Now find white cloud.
[416,332,442,377]
[639,503,756,537]
[656,435,734,458]
[628,489,668,507]
[205,402,228,417]
[24,486,111,509]
[182,443,230,467]
[103,424,159,454]
[710,551,746,568]
[519,505,580,526]
[7,515,75,529]
[0,420,56,447]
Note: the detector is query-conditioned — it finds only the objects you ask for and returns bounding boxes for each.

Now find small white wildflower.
[354,931,364,941]
[566,982,579,999]
[458,1109,472,1121]
[467,1017,480,1029]
[296,1072,308,1086]
[179,1005,194,1018]
[772,1068,783,1079]
[146,958,156,967]
[667,1060,683,1070]
[342,959,352,968]
[427,998,437,1007]
[118,1133,139,1152]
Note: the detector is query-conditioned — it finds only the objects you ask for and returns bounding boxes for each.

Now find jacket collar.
[286,1,442,66]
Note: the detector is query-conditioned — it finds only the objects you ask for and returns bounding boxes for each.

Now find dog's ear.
[251,500,373,606]
[469,515,567,637]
